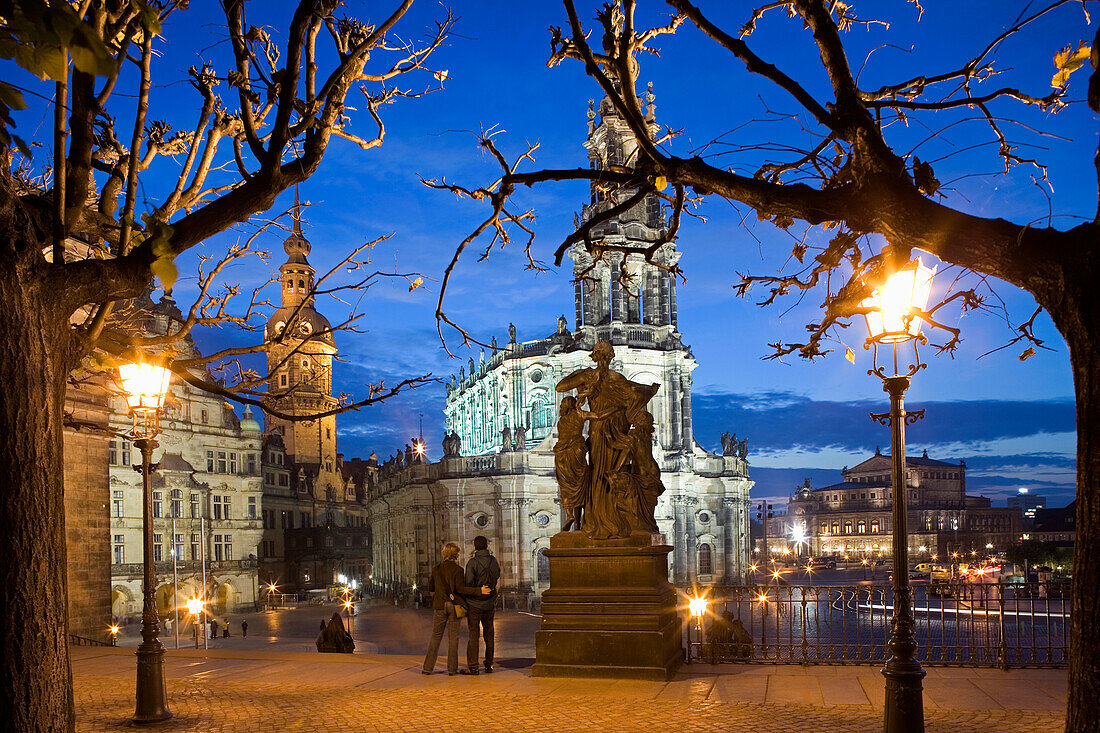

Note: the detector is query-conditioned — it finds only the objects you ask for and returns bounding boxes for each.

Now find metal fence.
[688,582,1069,668]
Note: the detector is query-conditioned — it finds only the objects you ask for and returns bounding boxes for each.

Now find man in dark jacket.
[422,542,490,675]
[462,535,501,675]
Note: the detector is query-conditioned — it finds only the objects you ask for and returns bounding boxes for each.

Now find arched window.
[298,279,305,289]
[870,520,880,533]
[857,521,866,534]
[844,521,853,534]
[698,543,713,575]
[537,548,550,583]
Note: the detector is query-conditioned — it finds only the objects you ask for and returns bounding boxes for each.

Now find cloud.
[691,390,1075,455]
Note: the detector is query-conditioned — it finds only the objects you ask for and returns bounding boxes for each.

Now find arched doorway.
[111,585,135,619]
[155,583,178,617]
[214,582,237,614]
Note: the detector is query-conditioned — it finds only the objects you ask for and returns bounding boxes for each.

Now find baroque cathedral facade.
[364,87,754,600]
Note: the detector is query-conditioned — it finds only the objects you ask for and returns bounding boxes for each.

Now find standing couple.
[422,536,501,676]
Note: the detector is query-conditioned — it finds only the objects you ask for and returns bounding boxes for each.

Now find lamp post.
[861,257,936,733]
[118,361,173,724]
[688,595,707,662]
[186,598,204,650]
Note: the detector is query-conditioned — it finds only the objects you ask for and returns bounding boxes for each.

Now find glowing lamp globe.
[186,598,204,615]
[861,258,937,344]
[688,596,708,618]
[118,363,172,413]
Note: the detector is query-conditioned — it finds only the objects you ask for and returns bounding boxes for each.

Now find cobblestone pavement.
[72,648,1066,733]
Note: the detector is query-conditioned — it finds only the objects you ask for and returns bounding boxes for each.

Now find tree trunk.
[1049,286,1100,733]
[0,260,76,732]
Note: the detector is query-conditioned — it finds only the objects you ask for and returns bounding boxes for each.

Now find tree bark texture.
[1052,295,1100,733]
[0,256,76,733]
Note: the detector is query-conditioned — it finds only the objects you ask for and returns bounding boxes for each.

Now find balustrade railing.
[686,582,1068,668]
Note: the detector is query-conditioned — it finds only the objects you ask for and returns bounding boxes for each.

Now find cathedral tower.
[264,193,340,477]
[572,83,681,335]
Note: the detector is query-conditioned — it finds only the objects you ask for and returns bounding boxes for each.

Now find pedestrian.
[422,542,490,676]
[210,619,219,639]
[463,536,501,674]
[241,620,248,637]
[223,618,231,638]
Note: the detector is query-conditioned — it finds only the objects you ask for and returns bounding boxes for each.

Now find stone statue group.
[553,341,665,541]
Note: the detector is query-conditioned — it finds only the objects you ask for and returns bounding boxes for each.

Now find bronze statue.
[554,341,665,540]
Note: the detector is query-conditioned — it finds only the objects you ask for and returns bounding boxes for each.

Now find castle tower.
[572,82,681,335]
[264,190,340,478]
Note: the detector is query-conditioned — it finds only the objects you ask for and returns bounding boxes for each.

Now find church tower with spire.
[571,82,681,337]
[264,189,341,487]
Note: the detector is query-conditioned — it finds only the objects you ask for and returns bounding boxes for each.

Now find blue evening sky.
[12,1,1089,510]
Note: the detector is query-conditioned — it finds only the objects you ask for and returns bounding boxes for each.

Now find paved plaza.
[74,627,1067,732]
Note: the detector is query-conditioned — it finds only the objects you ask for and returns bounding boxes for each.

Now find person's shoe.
[483,665,493,674]
[459,668,479,675]
[420,670,432,675]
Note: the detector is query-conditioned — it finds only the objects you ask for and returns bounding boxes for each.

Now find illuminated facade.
[770,449,1023,559]
[108,296,263,621]
[368,87,754,599]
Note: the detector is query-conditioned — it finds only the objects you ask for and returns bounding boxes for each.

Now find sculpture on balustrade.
[514,425,528,451]
[554,341,665,540]
[404,443,414,465]
[501,426,513,452]
[442,431,462,457]
[720,432,749,460]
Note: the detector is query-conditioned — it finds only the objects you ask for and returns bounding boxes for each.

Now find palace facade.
[108,296,264,621]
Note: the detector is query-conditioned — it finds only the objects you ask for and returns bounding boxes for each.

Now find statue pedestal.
[533,531,683,680]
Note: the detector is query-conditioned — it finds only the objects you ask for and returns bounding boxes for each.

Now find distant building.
[259,206,374,594]
[1007,488,1046,526]
[773,449,1023,559]
[1031,501,1075,546]
[108,295,264,621]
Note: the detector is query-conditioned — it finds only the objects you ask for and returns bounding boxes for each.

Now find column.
[515,498,532,593]
[679,374,694,451]
[668,273,678,329]
[609,255,623,323]
[574,279,585,328]
[658,273,670,326]
[684,497,699,586]
[669,373,681,449]
[722,498,737,584]
[671,497,686,585]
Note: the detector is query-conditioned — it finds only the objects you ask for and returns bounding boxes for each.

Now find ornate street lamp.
[861,257,936,733]
[118,360,173,724]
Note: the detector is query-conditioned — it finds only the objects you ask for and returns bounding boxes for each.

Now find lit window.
[870,521,880,533]
[857,521,866,534]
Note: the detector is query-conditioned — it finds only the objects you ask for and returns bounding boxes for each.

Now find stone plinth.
[533,531,682,680]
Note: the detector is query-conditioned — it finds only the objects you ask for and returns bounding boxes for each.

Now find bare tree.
[433,1,1098,728]
[0,1,449,730]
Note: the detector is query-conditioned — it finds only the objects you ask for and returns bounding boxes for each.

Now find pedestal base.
[533,531,683,680]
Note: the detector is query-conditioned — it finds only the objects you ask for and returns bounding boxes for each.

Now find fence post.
[997,584,1009,670]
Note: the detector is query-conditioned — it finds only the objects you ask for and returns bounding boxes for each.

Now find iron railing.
[687,581,1069,668]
